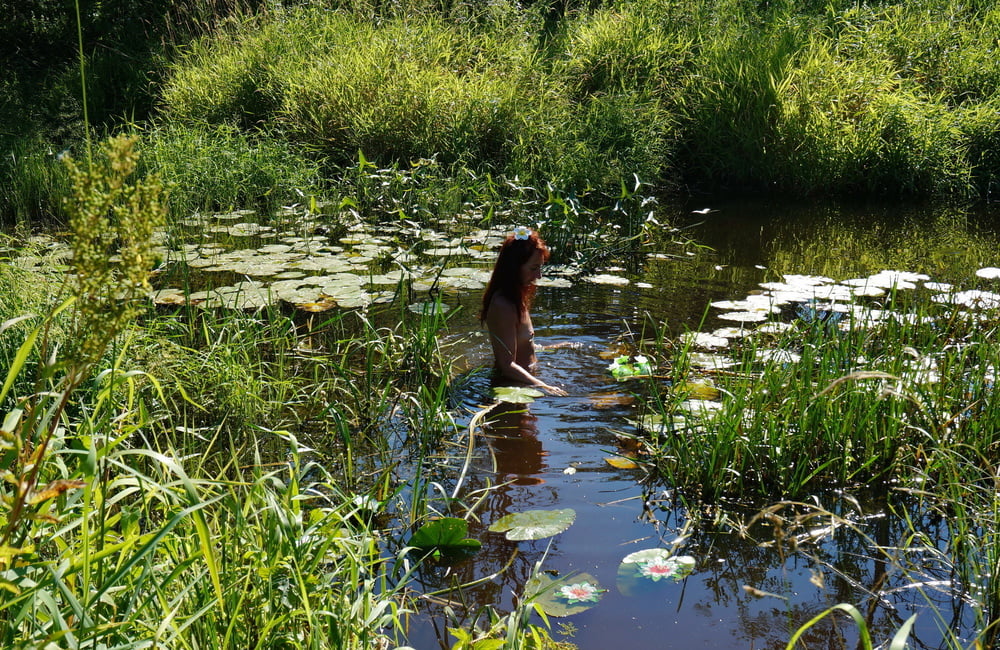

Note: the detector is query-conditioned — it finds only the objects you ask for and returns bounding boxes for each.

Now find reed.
[642,290,1000,501]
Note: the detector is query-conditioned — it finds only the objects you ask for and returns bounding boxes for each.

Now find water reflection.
[405,197,1000,648]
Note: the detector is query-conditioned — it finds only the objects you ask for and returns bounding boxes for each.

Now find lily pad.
[489,508,576,541]
[409,517,481,556]
[584,274,630,286]
[492,386,545,404]
[605,456,639,470]
[617,550,696,596]
[525,572,605,617]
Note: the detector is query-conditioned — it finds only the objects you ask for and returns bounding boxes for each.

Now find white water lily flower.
[559,582,602,603]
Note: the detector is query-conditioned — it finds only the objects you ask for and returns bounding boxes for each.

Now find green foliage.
[0,134,414,648]
[140,122,323,216]
[62,135,167,367]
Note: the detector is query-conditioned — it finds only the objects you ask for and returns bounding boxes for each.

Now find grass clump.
[141,122,323,217]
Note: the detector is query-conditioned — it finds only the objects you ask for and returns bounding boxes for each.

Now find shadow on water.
[401,197,1000,649]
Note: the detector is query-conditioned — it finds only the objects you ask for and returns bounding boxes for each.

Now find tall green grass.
[0,135,448,648]
[8,0,1000,224]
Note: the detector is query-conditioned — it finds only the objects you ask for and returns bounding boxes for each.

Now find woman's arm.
[486,297,567,396]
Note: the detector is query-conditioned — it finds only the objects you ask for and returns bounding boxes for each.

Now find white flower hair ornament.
[512,226,531,240]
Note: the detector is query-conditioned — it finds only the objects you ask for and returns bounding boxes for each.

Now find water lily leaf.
[678,381,720,400]
[717,310,769,323]
[489,508,576,541]
[298,299,338,312]
[525,572,605,617]
[492,386,544,404]
[408,302,451,316]
[153,289,187,305]
[584,274,630,286]
[605,456,639,470]
[409,517,481,553]
[617,550,695,596]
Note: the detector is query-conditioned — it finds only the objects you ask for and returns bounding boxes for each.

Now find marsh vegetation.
[4,1,1000,648]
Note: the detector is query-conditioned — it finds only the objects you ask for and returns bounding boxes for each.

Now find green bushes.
[8,0,1000,224]
[159,7,675,196]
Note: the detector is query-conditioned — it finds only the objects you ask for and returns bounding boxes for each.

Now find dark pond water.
[398,197,1000,649]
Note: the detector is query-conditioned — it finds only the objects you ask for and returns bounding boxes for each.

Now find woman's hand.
[538,383,568,396]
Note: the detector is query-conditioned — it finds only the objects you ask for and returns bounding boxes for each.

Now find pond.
[393,197,1000,649]
[26,194,995,648]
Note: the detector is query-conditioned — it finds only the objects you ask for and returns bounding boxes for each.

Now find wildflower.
[639,558,680,581]
[559,582,602,603]
[513,226,531,240]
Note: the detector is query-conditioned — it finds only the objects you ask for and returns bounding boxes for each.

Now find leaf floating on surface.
[525,571,605,617]
[409,517,481,552]
[492,386,545,404]
[605,456,639,470]
[489,508,576,541]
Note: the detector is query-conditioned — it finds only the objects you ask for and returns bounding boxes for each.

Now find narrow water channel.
[400,197,1000,649]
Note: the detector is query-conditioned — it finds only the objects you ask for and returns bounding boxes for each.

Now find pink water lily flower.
[639,559,680,581]
[559,582,602,603]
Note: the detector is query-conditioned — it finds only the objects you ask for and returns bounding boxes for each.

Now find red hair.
[479,231,550,324]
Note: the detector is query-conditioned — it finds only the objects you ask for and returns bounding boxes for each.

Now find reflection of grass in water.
[766,211,1000,284]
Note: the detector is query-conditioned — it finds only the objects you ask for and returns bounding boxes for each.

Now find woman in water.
[480,227,568,396]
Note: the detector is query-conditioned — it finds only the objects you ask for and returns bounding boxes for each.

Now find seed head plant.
[0,134,165,607]
[61,134,166,371]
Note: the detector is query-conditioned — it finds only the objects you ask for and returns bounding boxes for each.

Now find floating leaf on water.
[584,274,630,286]
[755,322,794,335]
[298,299,338,312]
[710,297,778,313]
[688,352,737,369]
[153,289,187,305]
[711,326,750,339]
[681,331,729,349]
[489,508,576,541]
[409,517,481,553]
[932,290,1000,309]
[717,311,769,323]
[537,276,573,288]
[438,275,485,290]
[678,381,720,400]
[424,246,462,257]
[525,572,604,617]
[756,349,802,364]
[605,456,639,470]
[632,413,682,435]
[842,284,885,297]
[678,399,724,417]
[408,302,450,316]
[492,385,545,404]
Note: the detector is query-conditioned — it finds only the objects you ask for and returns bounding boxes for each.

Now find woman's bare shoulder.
[486,293,518,318]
